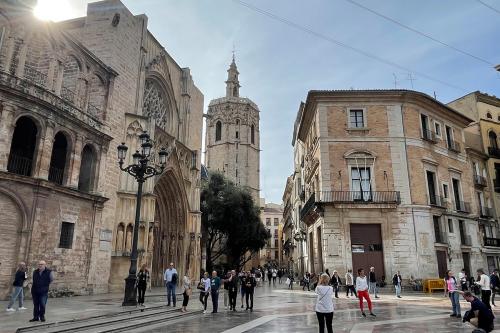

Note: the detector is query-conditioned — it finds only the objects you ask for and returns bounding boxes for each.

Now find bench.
[423,279,445,293]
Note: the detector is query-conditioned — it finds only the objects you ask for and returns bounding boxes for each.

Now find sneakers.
[361,312,366,317]
[40,317,46,322]
[450,313,457,317]
[370,312,376,317]
[19,307,27,310]
[203,310,206,314]
[456,314,462,318]
[29,318,39,322]
[6,308,15,312]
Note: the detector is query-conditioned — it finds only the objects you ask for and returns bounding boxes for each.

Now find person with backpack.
[444,269,461,318]
[329,270,341,299]
[164,262,178,307]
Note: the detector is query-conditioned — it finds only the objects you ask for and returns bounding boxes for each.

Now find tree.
[201,172,270,272]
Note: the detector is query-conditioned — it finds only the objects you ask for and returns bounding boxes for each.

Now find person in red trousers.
[356,268,376,317]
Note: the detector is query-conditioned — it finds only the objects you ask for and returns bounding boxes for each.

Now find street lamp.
[117,131,171,306]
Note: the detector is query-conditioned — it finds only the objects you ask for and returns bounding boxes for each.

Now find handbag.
[197,281,205,291]
[186,287,192,296]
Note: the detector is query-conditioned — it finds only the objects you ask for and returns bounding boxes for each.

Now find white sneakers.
[6,308,15,312]
[19,307,27,310]
[202,310,206,314]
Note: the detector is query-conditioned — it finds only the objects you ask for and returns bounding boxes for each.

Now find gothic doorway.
[151,170,188,287]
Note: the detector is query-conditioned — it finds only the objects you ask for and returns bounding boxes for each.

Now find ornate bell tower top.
[225,55,240,98]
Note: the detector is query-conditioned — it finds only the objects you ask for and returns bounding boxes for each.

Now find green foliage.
[201,172,270,271]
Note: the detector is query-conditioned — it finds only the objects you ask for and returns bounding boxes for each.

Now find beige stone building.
[449,92,500,271]
[257,202,283,267]
[204,57,260,202]
[0,0,203,299]
[291,89,486,280]
[282,175,296,271]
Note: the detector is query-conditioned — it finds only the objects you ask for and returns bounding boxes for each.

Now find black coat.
[330,275,341,287]
[392,274,402,286]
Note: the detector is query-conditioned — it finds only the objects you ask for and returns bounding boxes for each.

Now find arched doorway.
[78,145,96,192]
[151,170,188,287]
[7,116,38,177]
[0,191,22,299]
[48,132,69,185]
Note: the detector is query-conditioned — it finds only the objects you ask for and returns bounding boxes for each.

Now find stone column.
[0,103,16,171]
[34,120,54,180]
[15,44,27,78]
[96,145,108,195]
[54,60,64,96]
[68,134,83,189]
[46,59,57,91]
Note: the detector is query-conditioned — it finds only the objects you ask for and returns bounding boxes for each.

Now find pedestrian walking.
[345,269,357,298]
[181,271,191,313]
[164,262,178,307]
[490,270,499,307]
[223,271,230,310]
[368,267,379,298]
[356,268,376,317]
[461,291,495,332]
[199,272,210,314]
[272,269,277,286]
[303,272,311,291]
[210,271,221,313]
[459,268,468,291]
[393,271,402,298]
[29,261,54,322]
[315,273,334,333]
[267,269,272,286]
[244,271,256,311]
[329,270,341,299]
[475,269,492,310]
[137,264,150,306]
[278,269,283,284]
[227,270,238,311]
[287,274,295,290]
[6,262,27,312]
[444,269,461,318]
[239,271,246,309]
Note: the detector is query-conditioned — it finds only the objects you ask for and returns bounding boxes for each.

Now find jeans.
[211,289,219,313]
[228,289,237,310]
[346,285,357,297]
[449,291,461,315]
[200,291,209,310]
[482,290,492,310]
[166,282,176,306]
[333,285,339,298]
[369,282,378,297]
[137,284,146,304]
[316,312,333,333]
[32,292,48,320]
[223,289,228,307]
[245,289,254,309]
[395,284,401,297]
[7,286,24,309]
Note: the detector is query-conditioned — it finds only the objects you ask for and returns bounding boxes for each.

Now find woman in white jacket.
[315,273,334,333]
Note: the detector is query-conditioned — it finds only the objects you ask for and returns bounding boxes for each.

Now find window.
[251,124,255,144]
[426,170,437,205]
[349,109,364,128]
[459,220,466,245]
[448,219,453,233]
[236,131,239,139]
[445,125,453,146]
[489,131,498,149]
[487,112,492,119]
[442,184,448,199]
[421,114,429,136]
[351,167,371,201]
[236,154,238,163]
[215,121,222,141]
[274,239,279,247]
[48,132,69,185]
[433,216,443,243]
[266,218,271,226]
[274,229,278,238]
[274,218,279,226]
[7,116,38,177]
[59,222,74,249]
[275,250,279,260]
[434,122,441,137]
[452,178,462,210]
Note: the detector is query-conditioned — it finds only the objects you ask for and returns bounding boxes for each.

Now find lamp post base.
[122,275,138,306]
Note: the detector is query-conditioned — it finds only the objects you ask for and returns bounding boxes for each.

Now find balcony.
[422,129,438,143]
[480,206,495,218]
[429,195,448,209]
[7,153,33,177]
[473,175,487,187]
[319,191,400,204]
[484,237,500,247]
[300,192,316,220]
[454,200,471,213]
[299,187,305,202]
[461,235,472,247]
[435,232,448,244]
[488,147,500,158]
[447,140,461,153]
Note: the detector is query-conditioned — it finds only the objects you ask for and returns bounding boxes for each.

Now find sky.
[35,0,500,203]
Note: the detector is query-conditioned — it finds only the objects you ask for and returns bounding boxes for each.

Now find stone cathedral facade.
[205,57,260,201]
[0,0,203,298]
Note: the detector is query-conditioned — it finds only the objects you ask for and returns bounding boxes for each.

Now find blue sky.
[51,0,499,203]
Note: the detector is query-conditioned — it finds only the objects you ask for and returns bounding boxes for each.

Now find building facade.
[204,57,260,201]
[449,92,500,271]
[257,202,283,267]
[292,89,487,281]
[0,0,203,299]
[282,176,295,271]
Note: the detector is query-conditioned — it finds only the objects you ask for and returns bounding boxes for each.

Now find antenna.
[433,91,437,99]
[392,73,399,89]
[406,73,416,89]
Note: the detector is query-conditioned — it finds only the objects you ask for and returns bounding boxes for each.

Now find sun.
[34,0,75,22]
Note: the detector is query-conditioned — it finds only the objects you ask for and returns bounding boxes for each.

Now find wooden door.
[436,250,447,278]
[350,224,384,279]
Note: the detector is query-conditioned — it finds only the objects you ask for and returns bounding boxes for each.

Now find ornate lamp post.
[117,131,169,306]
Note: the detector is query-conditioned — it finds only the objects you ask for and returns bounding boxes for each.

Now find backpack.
[171,273,178,284]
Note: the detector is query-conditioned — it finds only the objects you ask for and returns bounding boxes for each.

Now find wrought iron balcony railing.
[473,174,487,187]
[488,146,500,158]
[429,195,448,208]
[480,206,495,218]
[484,237,500,247]
[455,200,471,213]
[447,140,461,153]
[422,129,438,143]
[300,192,315,220]
[319,191,400,204]
[7,153,33,177]
[48,166,64,185]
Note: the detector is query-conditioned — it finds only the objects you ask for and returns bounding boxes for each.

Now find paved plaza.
[2,284,500,332]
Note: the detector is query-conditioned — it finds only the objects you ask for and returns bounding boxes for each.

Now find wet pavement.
[1,284,500,332]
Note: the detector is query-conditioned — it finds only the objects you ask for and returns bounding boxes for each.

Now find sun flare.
[34,0,75,22]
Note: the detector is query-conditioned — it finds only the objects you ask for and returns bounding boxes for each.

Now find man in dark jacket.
[369,267,379,298]
[30,261,54,322]
[244,271,256,311]
[210,271,221,313]
[227,270,238,311]
[490,270,499,306]
[393,271,403,298]
[329,270,341,298]
[462,291,494,332]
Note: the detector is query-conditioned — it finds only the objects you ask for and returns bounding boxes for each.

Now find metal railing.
[48,166,64,185]
[24,65,47,87]
[480,206,494,218]
[7,153,33,177]
[447,140,461,153]
[473,174,487,187]
[488,146,500,158]
[455,200,471,213]
[300,192,315,220]
[435,232,448,244]
[484,237,500,247]
[429,195,448,208]
[319,191,400,204]
[422,129,438,143]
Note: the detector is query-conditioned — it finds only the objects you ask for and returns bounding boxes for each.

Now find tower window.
[251,124,255,144]
[215,121,222,141]
[59,222,74,249]
[236,131,239,139]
